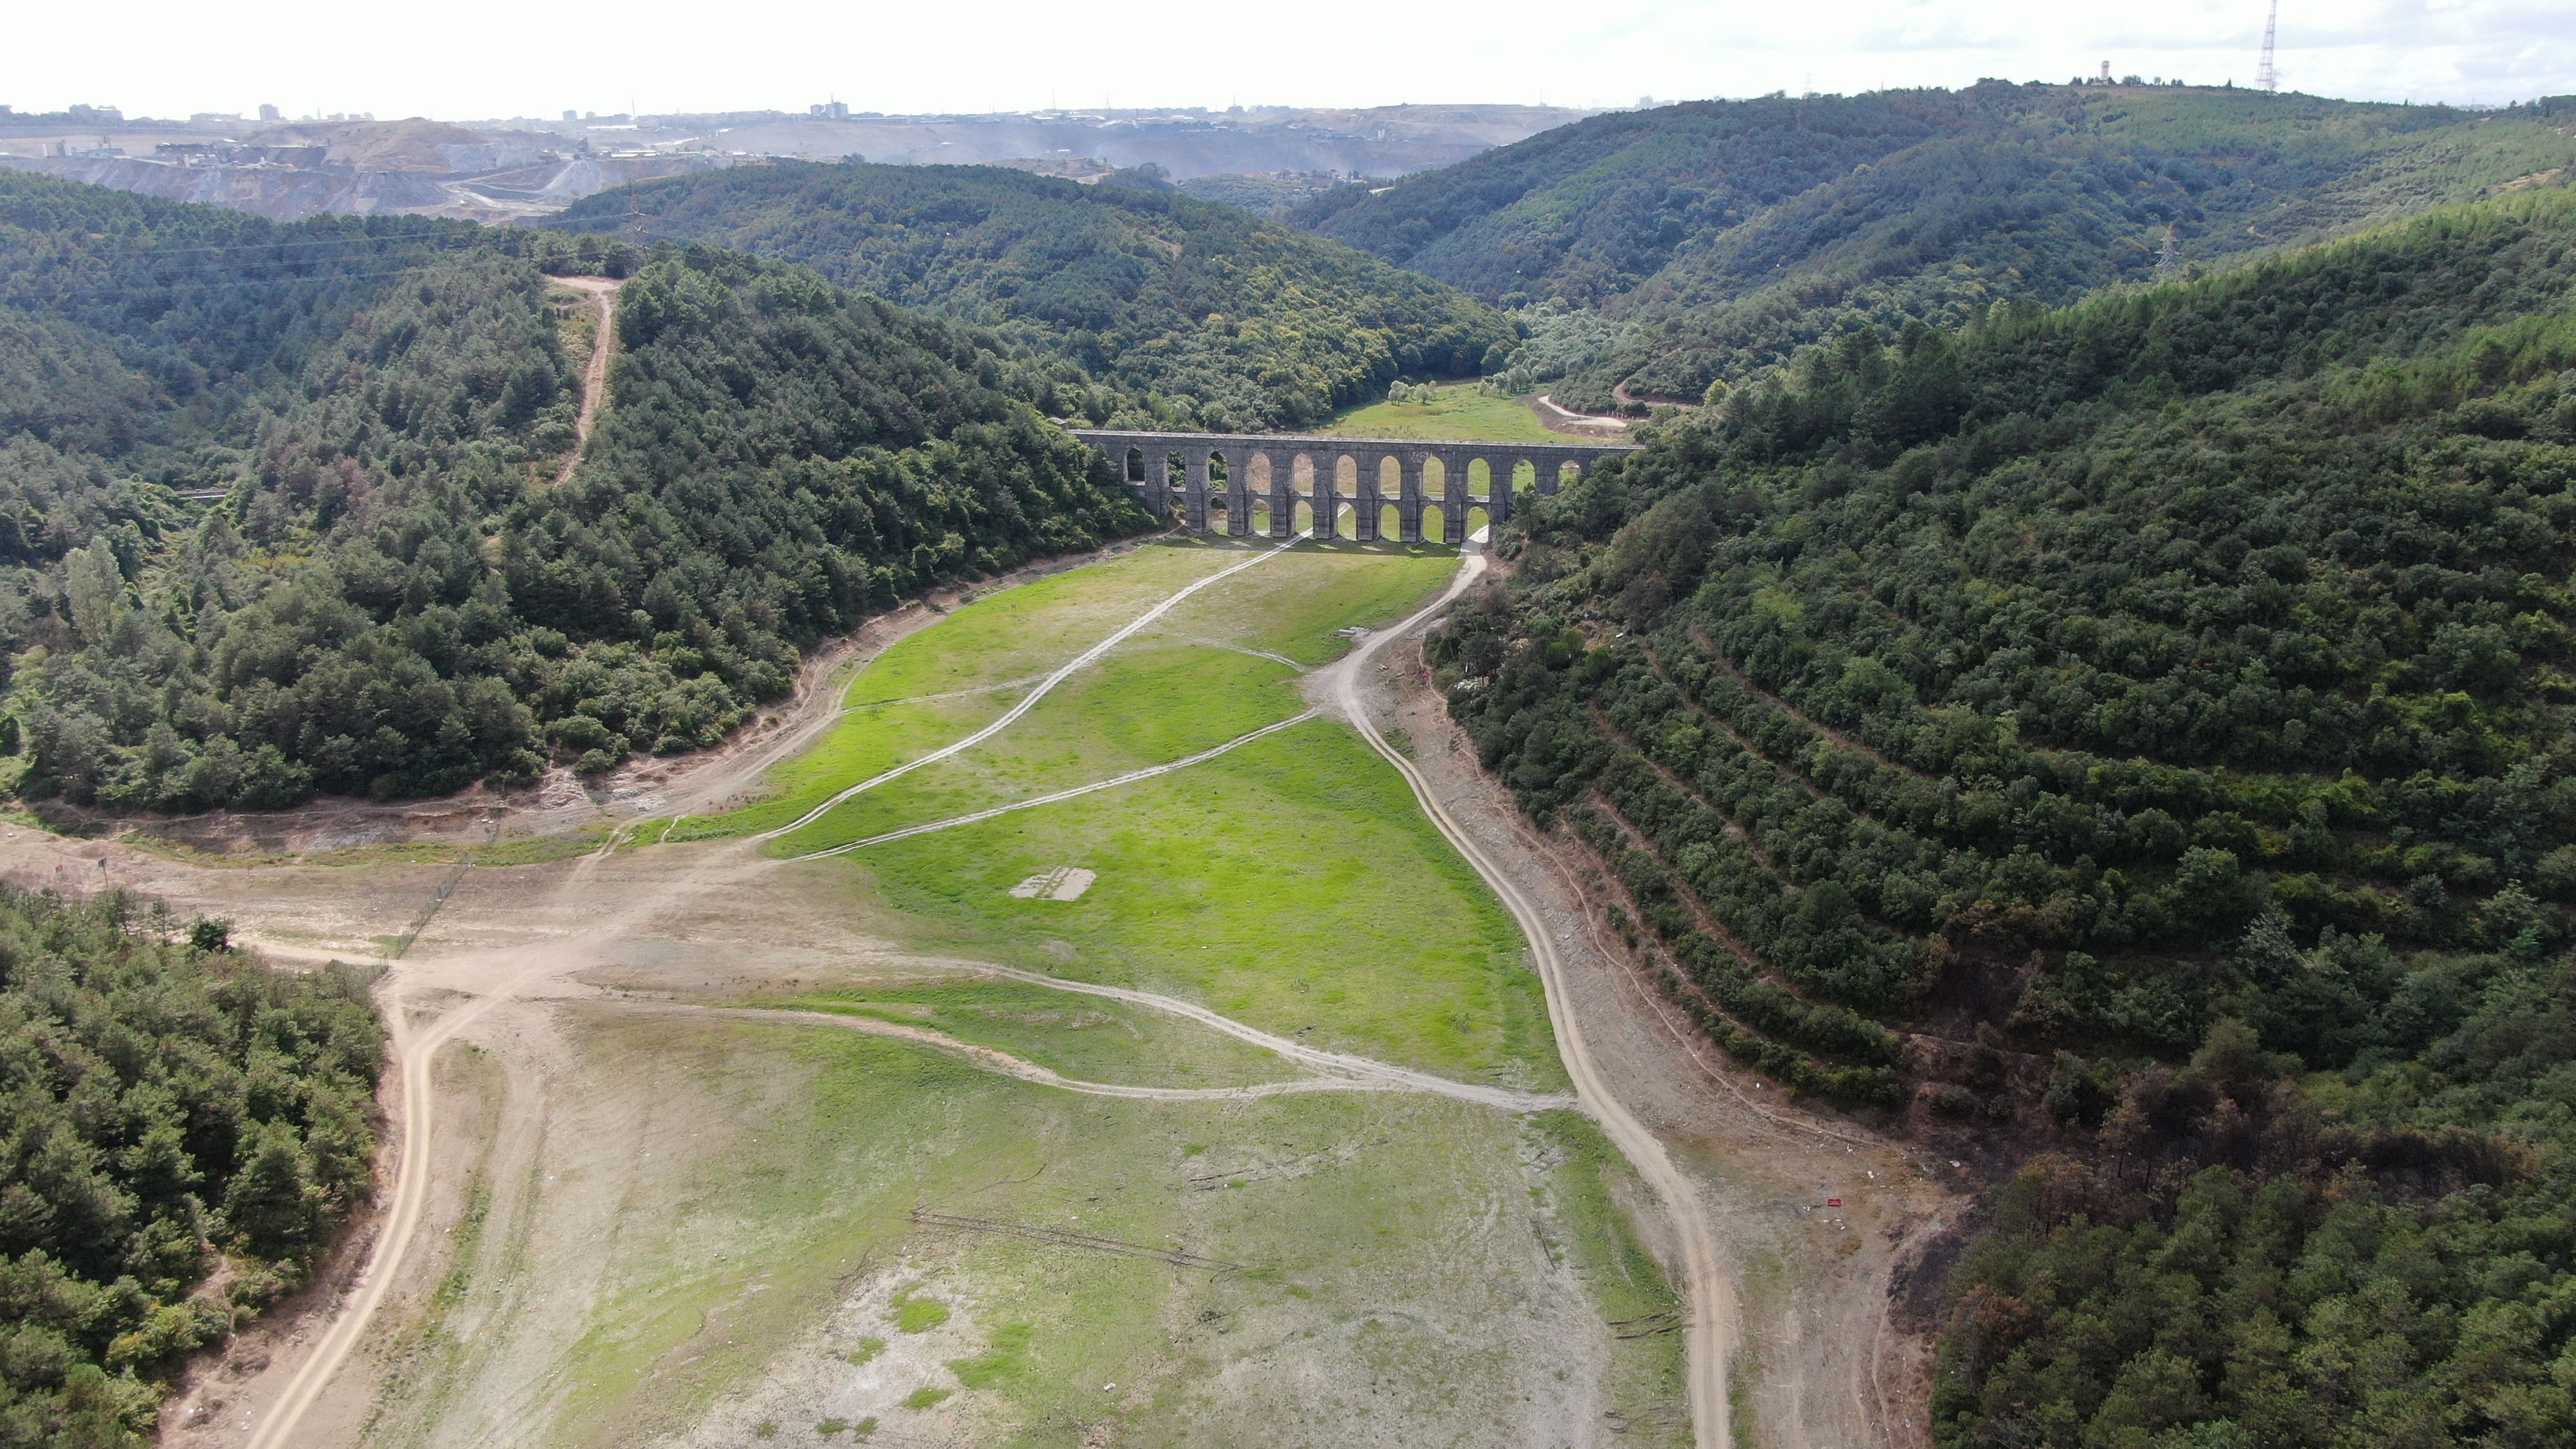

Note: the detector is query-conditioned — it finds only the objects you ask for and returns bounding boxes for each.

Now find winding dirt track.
[549,276,619,487]
[639,1003,1577,1111]
[1327,549,1736,1449]
[240,952,526,1449]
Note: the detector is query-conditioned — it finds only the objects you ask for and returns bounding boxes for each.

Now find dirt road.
[1319,549,1737,1449]
[639,1001,1577,1111]
[549,276,619,487]
[222,542,1328,1449]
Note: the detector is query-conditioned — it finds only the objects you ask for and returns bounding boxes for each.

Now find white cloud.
[9,0,2571,122]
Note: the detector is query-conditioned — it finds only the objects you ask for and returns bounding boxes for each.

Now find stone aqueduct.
[1070,430,1638,543]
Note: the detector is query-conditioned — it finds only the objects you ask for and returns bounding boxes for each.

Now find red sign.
[1826,1198,1842,1207]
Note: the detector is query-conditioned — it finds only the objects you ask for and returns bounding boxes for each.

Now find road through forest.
[549,276,619,488]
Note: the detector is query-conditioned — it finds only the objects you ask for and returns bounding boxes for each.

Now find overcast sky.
[12,0,2571,122]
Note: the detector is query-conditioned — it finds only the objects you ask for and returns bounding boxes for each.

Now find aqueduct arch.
[1067,430,1640,543]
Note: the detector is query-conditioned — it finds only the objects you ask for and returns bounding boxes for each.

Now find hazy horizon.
[13,0,2571,126]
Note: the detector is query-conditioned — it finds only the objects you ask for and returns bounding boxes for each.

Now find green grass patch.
[848,545,1240,706]
[1323,384,1578,443]
[1155,547,1458,667]
[819,718,1558,1083]
[900,1387,951,1410]
[892,1289,951,1334]
[668,692,1023,844]
[846,1335,885,1366]
[675,544,1458,849]
[770,643,1301,855]
[947,1322,1033,1389]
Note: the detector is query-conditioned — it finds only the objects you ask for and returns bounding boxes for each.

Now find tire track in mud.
[1327,548,1738,1449]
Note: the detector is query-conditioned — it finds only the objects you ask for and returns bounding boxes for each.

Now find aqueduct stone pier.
[1069,430,1640,544]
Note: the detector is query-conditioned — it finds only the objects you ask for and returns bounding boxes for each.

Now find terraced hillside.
[1434,188,2576,1445]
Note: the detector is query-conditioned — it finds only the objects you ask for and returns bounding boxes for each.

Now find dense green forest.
[543,161,1514,430]
[0,171,1148,811]
[0,891,380,1446]
[1295,85,2576,412]
[1430,187,2576,1445]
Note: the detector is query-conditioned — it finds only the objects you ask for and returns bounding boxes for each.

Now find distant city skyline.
[13,0,2573,122]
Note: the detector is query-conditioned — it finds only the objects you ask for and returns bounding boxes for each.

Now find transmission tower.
[2256,0,2280,93]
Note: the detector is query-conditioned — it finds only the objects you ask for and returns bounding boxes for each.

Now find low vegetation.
[1324,381,1575,444]
[688,543,1552,1078]
[372,549,1681,1444]
[1432,187,2576,1444]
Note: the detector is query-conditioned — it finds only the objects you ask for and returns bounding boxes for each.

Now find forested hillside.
[1296,85,2576,411]
[0,171,1148,812]
[1432,188,2576,1446]
[544,161,1514,430]
[0,891,381,1446]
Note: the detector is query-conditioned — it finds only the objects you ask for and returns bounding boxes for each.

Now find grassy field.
[1322,383,1589,444]
[381,540,1696,1445]
[368,1013,1687,1449]
[799,718,1556,1082]
[673,541,1539,1081]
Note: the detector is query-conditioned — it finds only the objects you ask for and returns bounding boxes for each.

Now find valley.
[5,66,2575,1449]
[15,538,1931,1449]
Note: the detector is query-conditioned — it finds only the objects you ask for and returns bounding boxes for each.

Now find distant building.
[564,109,579,122]
[68,103,122,123]
[259,103,281,122]
[811,100,849,120]
[189,112,238,128]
